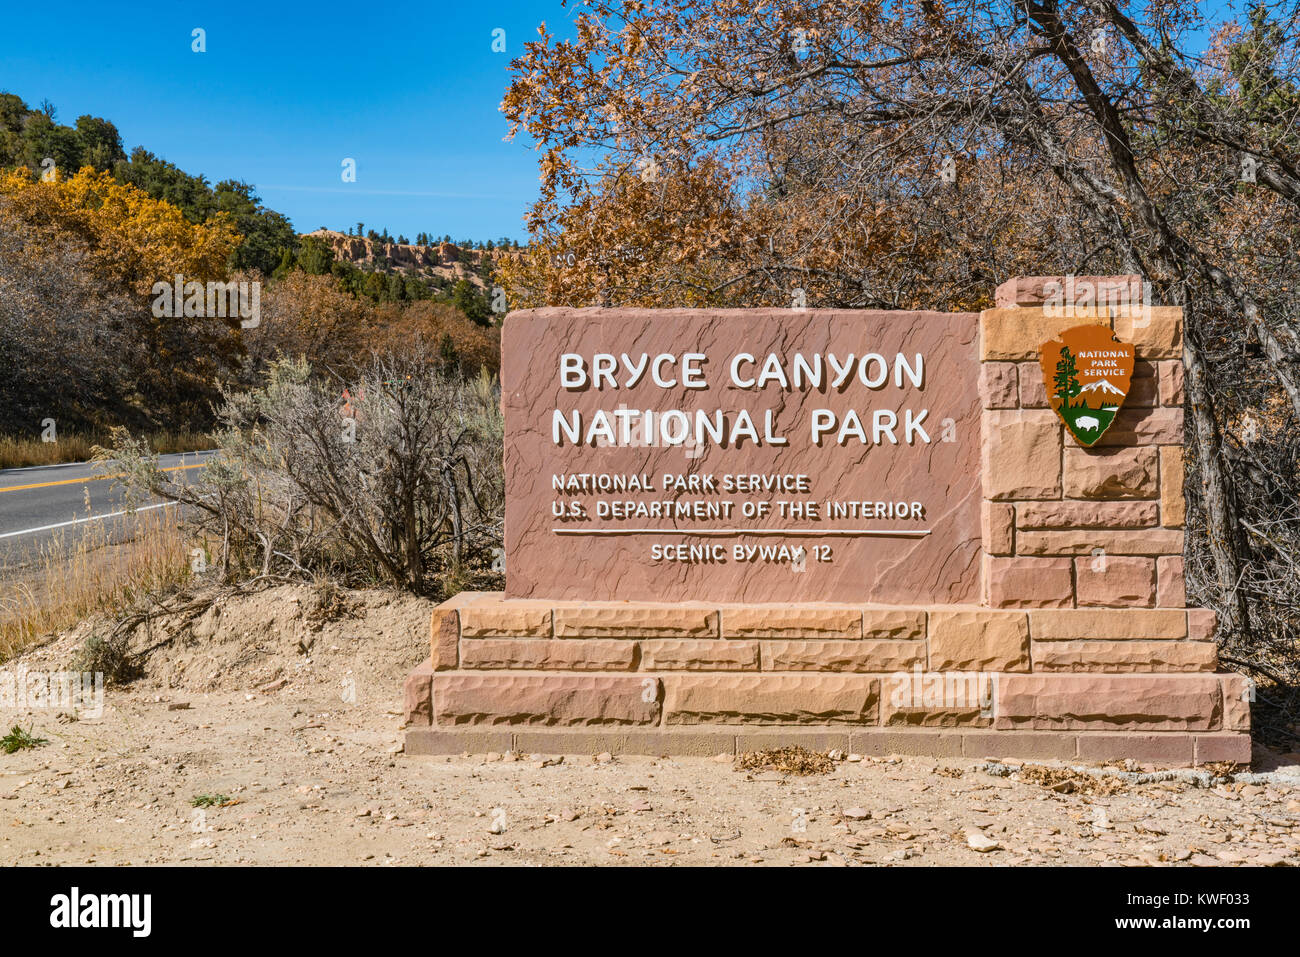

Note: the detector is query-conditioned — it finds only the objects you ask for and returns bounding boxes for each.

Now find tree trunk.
[1181,303,1251,634]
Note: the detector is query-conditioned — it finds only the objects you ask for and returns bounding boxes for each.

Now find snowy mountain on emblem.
[1078,378,1126,395]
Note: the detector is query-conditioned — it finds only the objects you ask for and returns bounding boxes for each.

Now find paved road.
[0,451,215,573]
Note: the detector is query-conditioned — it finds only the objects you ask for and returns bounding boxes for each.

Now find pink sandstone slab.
[640,639,761,671]
[994,674,1221,731]
[458,639,638,671]
[432,674,661,726]
[503,308,981,603]
[662,674,880,724]
[760,639,925,672]
[1031,640,1217,672]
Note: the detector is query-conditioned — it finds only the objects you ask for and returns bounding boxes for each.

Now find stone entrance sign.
[502,308,981,603]
[403,277,1251,768]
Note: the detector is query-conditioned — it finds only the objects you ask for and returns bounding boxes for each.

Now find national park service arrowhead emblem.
[1039,325,1134,447]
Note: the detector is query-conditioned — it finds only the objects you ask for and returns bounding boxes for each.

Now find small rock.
[965,828,1001,852]
[842,807,871,821]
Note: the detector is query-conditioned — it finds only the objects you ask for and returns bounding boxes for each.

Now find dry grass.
[735,746,836,776]
[1018,764,1129,796]
[0,507,197,660]
[0,430,212,470]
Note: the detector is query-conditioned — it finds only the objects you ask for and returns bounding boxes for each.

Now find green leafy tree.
[297,235,335,275]
[20,113,81,174]
[451,279,490,325]
[73,116,126,169]
[214,180,296,275]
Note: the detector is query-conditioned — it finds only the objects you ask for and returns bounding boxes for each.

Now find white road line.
[0,502,177,541]
[0,449,217,475]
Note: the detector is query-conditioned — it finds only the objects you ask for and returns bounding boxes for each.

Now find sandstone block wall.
[980,278,1186,611]
[404,594,1247,764]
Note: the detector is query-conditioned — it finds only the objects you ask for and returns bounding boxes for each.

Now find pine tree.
[1054,348,1080,409]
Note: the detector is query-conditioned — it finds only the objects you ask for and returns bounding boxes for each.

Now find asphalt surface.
[0,450,215,574]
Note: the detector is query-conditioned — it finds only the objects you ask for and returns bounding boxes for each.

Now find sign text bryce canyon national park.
[503,308,982,603]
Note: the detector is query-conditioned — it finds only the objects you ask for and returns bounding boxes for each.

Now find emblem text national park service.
[1039,325,1135,446]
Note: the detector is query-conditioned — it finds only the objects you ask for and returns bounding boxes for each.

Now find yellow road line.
[0,461,207,494]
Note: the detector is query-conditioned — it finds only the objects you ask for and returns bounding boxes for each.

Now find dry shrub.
[98,348,503,596]
[371,300,500,376]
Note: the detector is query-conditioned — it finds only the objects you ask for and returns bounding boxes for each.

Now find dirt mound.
[16,583,437,698]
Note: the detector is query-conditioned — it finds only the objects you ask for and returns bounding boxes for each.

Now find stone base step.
[404,725,1249,767]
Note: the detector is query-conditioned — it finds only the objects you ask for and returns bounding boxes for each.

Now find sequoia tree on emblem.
[1038,325,1135,446]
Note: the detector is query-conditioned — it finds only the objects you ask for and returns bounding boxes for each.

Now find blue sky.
[0,0,576,242]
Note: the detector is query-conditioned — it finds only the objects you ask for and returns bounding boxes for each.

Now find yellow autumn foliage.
[0,166,240,295]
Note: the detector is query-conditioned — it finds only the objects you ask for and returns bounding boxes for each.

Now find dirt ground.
[1,584,1298,866]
